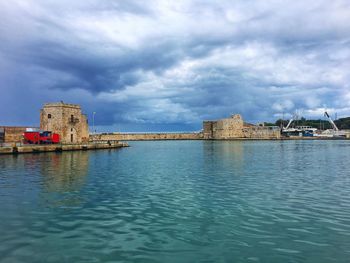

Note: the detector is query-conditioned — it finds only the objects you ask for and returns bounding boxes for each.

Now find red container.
[51,133,60,144]
[23,131,60,144]
[23,132,40,144]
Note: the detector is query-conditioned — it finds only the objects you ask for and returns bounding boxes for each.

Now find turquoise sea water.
[1,140,350,263]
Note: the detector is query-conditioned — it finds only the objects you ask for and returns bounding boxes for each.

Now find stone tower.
[40,102,89,144]
[203,114,244,139]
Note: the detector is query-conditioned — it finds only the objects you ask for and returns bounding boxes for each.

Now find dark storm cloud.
[1,0,350,130]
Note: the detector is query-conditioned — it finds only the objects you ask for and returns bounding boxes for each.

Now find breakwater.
[89,132,350,141]
[0,141,128,155]
[90,132,202,141]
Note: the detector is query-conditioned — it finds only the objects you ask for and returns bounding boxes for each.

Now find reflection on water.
[1,141,350,263]
[203,140,244,174]
[0,152,89,208]
[39,152,89,208]
[40,152,89,193]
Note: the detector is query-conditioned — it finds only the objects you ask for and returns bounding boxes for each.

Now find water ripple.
[1,141,350,262]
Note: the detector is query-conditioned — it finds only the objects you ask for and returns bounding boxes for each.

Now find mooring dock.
[0,141,128,155]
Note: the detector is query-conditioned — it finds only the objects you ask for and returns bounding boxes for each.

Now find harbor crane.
[283,113,298,131]
[285,115,295,130]
[322,111,346,137]
[324,111,339,131]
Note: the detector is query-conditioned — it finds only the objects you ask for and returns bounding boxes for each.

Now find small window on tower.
[48,114,51,119]
[71,128,73,131]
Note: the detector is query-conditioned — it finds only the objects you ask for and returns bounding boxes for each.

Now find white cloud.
[1,0,350,128]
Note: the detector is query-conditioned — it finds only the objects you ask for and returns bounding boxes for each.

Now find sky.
[1,0,350,132]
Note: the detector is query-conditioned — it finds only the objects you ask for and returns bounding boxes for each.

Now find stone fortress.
[203,114,244,139]
[0,102,128,154]
[203,114,281,140]
[40,102,89,144]
[0,102,89,144]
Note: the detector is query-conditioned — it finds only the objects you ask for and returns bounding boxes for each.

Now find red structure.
[23,131,60,144]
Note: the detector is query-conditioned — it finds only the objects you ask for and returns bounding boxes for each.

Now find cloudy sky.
[1,0,350,131]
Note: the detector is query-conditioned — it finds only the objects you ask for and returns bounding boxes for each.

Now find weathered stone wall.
[214,114,244,139]
[0,126,38,143]
[80,115,89,142]
[203,114,244,139]
[5,127,26,143]
[203,121,214,139]
[40,102,89,144]
[0,127,4,143]
[243,127,281,139]
[90,132,202,141]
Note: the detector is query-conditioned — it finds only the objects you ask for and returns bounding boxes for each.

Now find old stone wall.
[80,116,89,142]
[0,126,38,143]
[214,114,244,139]
[40,102,89,144]
[242,127,281,139]
[90,132,202,141]
[203,114,244,139]
[0,127,4,143]
[203,121,214,139]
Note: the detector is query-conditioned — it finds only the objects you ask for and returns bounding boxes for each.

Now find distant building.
[203,114,281,139]
[40,102,89,144]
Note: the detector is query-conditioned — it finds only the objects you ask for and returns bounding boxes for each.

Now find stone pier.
[0,142,128,155]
